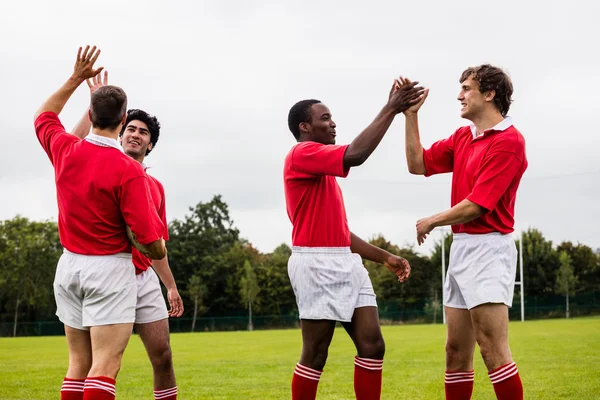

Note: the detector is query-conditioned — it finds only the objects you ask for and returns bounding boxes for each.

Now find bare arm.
[343,80,425,169]
[72,109,92,139]
[34,46,103,121]
[71,71,109,139]
[152,254,184,317]
[416,199,486,245]
[350,232,411,282]
[404,113,426,175]
[126,226,167,260]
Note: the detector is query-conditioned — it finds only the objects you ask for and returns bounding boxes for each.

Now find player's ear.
[88,109,93,123]
[147,142,153,153]
[484,89,496,102]
[299,122,310,134]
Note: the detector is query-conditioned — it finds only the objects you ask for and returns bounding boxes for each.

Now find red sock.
[488,362,523,400]
[354,356,383,400]
[154,386,178,399]
[61,377,85,400]
[444,370,474,400]
[82,376,116,400]
[292,363,322,400]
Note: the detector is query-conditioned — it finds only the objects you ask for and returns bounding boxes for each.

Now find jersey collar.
[85,133,123,151]
[470,116,513,138]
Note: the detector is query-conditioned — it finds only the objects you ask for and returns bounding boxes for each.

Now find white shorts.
[444,233,518,310]
[288,247,377,322]
[135,268,169,324]
[54,250,137,330]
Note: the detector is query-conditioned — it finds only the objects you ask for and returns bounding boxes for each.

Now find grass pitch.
[1,317,598,399]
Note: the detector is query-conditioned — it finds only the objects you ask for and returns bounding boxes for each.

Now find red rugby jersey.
[423,118,528,234]
[35,112,164,255]
[284,141,351,247]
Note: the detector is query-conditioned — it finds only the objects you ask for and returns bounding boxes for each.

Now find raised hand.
[399,77,429,115]
[384,254,412,282]
[387,76,425,114]
[86,70,108,94]
[72,45,103,82]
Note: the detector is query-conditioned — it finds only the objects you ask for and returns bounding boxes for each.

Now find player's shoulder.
[491,125,526,156]
[146,172,165,191]
[118,154,147,180]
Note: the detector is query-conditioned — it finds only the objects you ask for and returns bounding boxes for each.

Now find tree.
[555,251,578,318]
[255,244,296,317]
[186,274,207,332]
[240,260,260,331]
[556,241,600,293]
[363,235,434,318]
[168,195,240,316]
[0,216,60,336]
[518,228,559,296]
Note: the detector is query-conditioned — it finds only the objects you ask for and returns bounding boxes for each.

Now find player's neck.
[470,110,504,136]
[91,128,120,141]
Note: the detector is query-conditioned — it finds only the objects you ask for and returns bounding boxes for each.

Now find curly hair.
[120,109,161,155]
[287,99,321,140]
[460,64,513,117]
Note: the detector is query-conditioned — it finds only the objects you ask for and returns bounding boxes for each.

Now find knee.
[150,345,173,371]
[445,340,471,368]
[302,341,331,371]
[357,336,385,359]
[68,357,92,378]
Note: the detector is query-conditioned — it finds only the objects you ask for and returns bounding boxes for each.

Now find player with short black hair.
[284,78,424,400]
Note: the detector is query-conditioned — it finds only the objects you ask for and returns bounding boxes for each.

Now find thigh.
[469,303,509,345]
[90,323,134,363]
[300,319,337,347]
[136,318,171,358]
[341,306,382,347]
[445,306,477,369]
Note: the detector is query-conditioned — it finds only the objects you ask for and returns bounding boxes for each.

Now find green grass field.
[1,317,599,399]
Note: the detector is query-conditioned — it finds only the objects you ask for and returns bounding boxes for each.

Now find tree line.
[1,195,599,335]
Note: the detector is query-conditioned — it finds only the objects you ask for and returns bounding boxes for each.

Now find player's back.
[54,139,147,254]
[35,112,156,256]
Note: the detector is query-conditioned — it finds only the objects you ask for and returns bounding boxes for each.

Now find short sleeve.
[34,112,78,164]
[290,141,349,177]
[423,131,457,177]
[119,163,165,245]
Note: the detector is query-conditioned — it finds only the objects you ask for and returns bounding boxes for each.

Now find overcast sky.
[1,0,599,256]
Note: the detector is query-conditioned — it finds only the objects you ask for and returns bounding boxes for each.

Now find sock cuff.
[445,370,475,384]
[61,377,85,392]
[488,362,519,384]
[354,356,384,371]
[154,386,178,399]
[294,363,322,381]
[84,376,116,396]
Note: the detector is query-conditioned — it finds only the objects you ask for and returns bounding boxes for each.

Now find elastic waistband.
[292,246,351,255]
[63,249,132,259]
[452,232,512,241]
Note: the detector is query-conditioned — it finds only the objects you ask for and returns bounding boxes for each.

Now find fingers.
[86,78,93,89]
[89,47,101,64]
[91,67,104,77]
[102,70,108,85]
[77,46,82,62]
[81,45,90,61]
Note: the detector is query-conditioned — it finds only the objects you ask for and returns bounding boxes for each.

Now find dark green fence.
[1,291,598,337]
